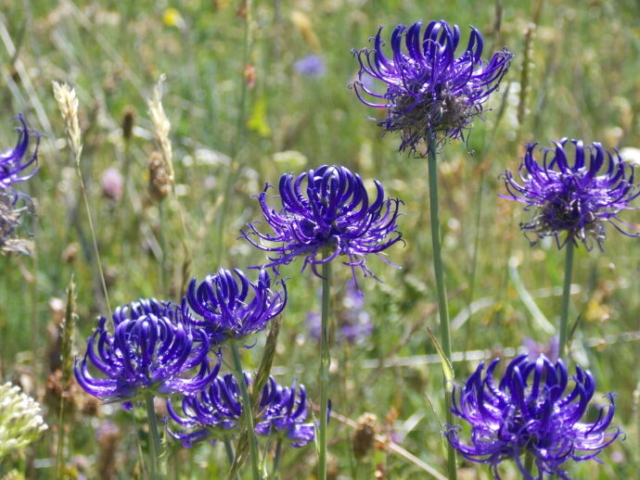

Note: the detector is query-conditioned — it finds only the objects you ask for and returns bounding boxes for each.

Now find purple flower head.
[446,355,621,480]
[169,373,314,448]
[293,54,326,77]
[502,139,640,251]
[241,165,403,279]
[168,373,244,447]
[186,268,286,345]
[0,115,39,255]
[75,299,218,405]
[1,115,39,189]
[352,20,513,155]
[255,377,315,447]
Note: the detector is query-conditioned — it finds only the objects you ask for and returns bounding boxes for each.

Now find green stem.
[231,341,262,480]
[144,393,161,480]
[558,240,575,358]
[55,392,66,479]
[223,437,239,480]
[426,136,457,480]
[272,439,283,479]
[158,201,168,297]
[76,169,113,325]
[214,0,253,264]
[318,260,332,480]
[524,451,535,479]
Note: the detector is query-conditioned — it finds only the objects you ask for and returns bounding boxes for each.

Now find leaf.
[427,327,454,387]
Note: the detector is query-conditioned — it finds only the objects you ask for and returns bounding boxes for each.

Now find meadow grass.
[1,0,640,478]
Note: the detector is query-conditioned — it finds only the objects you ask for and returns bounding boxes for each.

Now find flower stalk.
[426,134,457,480]
[558,239,575,358]
[144,393,162,480]
[231,342,262,480]
[318,257,331,480]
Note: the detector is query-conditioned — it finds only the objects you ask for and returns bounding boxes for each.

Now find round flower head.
[75,299,218,406]
[446,355,621,480]
[1,114,39,189]
[168,373,314,448]
[186,268,286,345]
[502,139,640,250]
[352,20,513,154]
[241,165,403,279]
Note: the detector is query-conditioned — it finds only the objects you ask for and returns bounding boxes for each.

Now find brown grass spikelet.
[122,105,136,141]
[352,412,378,460]
[148,151,172,202]
[147,75,174,186]
[52,81,83,162]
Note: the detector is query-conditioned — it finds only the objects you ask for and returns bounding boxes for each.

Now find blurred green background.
[1,0,640,478]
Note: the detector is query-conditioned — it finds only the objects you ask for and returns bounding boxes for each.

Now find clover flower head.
[75,298,218,406]
[1,115,39,189]
[352,20,513,155]
[241,165,403,279]
[446,355,621,480]
[186,268,286,345]
[168,373,314,448]
[0,382,48,460]
[502,139,640,250]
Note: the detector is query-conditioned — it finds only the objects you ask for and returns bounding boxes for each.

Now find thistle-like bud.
[352,412,378,460]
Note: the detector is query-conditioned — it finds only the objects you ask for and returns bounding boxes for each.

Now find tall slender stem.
[231,341,262,480]
[144,393,161,480]
[318,259,332,480]
[272,439,283,479]
[223,437,240,480]
[524,451,535,479]
[55,389,66,479]
[558,240,575,358]
[426,136,457,480]
[77,172,113,324]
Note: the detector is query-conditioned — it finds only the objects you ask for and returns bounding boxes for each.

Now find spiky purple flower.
[0,115,39,255]
[241,165,403,279]
[502,139,640,250]
[186,268,286,345]
[255,377,315,447]
[1,115,39,189]
[352,20,513,154]
[168,373,314,448]
[446,355,621,480]
[75,299,218,406]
